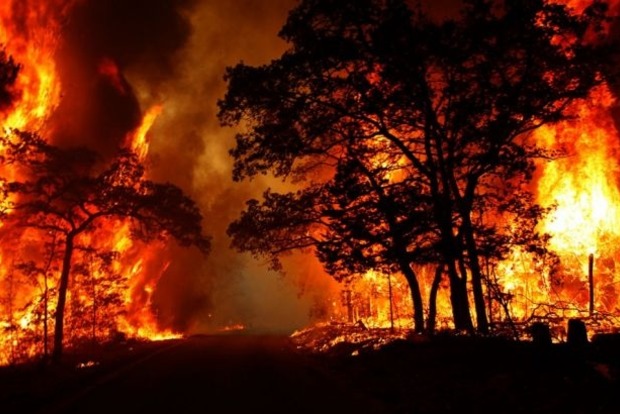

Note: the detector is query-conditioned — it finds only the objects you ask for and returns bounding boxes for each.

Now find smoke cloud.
[49,0,338,334]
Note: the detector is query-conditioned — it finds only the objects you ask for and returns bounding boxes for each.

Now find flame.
[487,1,620,335]
[537,86,620,257]
[1,0,619,364]
[494,84,620,326]
[0,2,178,365]
[0,1,67,132]
[327,1,620,338]
[127,103,163,160]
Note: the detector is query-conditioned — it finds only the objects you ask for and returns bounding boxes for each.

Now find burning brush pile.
[290,321,412,356]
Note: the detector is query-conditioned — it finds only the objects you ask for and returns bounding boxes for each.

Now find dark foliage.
[220,0,610,333]
[0,131,210,362]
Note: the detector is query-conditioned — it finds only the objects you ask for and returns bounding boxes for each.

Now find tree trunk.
[446,260,474,332]
[432,190,474,333]
[387,273,394,332]
[52,233,74,363]
[43,272,48,361]
[399,260,425,333]
[461,215,489,334]
[427,264,444,334]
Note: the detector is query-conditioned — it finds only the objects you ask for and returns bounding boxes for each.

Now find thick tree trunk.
[52,234,74,363]
[461,216,489,334]
[431,187,474,333]
[427,264,444,334]
[399,260,425,333]
[446,260,474,332]
[437,216,474,332]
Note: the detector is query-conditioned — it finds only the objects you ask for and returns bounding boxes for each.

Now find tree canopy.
[220,0,610,333]
[0,131,210,361]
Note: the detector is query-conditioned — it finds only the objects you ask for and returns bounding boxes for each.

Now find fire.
[536,86,620,257]
[0,1,180,365]
[327,1,620,337]
[335,270,413,329]
[495,84,620,326]
[128,103,163,160]
[0,1,67,132]
[1,0,618,365]
[483,0,620,335]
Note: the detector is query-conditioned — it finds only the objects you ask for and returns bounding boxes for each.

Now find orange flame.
[331,0,620,337]
[0,1,179,365]
[127,103,163,160]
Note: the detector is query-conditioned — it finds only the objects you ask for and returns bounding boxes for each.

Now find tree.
[219,0,608,333]
[228,156,438,333]
[68,248,127,345]
[13,232,60,361]
[0,131,210,362]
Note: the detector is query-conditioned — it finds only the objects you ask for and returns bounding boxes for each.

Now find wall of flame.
[0,0,335,365]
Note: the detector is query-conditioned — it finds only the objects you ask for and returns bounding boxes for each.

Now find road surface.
[39,335,387,414]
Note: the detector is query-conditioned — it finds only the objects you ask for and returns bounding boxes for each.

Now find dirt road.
[37,335,387,414]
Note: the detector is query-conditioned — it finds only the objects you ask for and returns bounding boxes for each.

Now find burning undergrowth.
[290,322,417,356]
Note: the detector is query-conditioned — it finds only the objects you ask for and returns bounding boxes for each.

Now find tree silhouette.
[12,232,60,361]
[220,0,609,333]
[0,131,210,362]
[229,154,438,332]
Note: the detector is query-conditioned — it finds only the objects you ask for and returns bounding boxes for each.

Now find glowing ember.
[76,360,99,369]
[219,324,246,332]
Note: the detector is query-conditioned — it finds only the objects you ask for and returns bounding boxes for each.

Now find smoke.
[48,0,337,334]
[49,0,195,154]
[151,0,340,334]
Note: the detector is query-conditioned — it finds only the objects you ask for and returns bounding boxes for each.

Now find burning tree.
[220,0,610,333]
[0,131,210,362]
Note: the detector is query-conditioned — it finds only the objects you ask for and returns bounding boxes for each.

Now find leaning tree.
[219,0,610,333]
[0,131,210,362]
